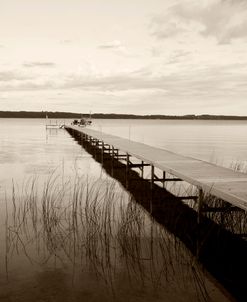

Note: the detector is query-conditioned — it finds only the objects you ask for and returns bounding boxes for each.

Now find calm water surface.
[0,118,242,302]
[1,118,247,188]
[0,118,102,195]
[92,119,247,169]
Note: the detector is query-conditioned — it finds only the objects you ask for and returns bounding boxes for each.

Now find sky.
[1,0,247,115]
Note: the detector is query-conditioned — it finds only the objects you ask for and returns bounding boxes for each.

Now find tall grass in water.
[4,174,211,301]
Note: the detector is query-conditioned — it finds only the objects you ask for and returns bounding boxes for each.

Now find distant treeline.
[1,111,247,120]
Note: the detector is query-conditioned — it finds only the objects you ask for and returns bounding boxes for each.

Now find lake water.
[0,118,244,301]
[92,119,247,169]
[1,119,247,188]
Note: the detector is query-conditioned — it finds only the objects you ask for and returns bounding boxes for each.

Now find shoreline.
[1,111,247,120]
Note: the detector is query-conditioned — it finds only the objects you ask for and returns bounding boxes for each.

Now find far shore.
[1,111,247,120]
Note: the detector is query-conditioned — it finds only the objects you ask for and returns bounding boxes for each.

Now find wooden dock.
[65,126,247,212]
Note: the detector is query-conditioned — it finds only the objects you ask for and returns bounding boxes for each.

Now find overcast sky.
[1,0,247,115]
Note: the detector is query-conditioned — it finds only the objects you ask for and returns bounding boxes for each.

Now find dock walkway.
[66,126,247,211]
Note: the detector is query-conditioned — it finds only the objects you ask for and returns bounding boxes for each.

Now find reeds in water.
[3,174,216,301]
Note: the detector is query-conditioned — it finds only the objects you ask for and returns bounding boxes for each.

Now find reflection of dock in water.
[65,125,247,302]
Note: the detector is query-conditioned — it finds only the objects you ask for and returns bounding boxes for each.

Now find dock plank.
[66,126,247,211]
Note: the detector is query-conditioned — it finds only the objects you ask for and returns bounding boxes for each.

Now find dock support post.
[80,133,84,146]
[151,165,154,191]
[150,165,154,213]
[101,142,104,163]
[197,188,204,258]
[126,153,130,189]
[141,161,144,178]
[111,146,114,176]
[94,139,99,157]
[116,149,119,164]
[197,188,203,224]
[162,171,166,188]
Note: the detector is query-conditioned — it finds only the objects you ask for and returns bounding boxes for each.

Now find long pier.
[65,125,247,302]
[65,126,247,213]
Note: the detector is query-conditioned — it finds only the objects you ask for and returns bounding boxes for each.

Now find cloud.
[2,62,247,114]
[1,63,247,114]
[59,63,247,103]
[98,40,134,56]
[150,0,247,44]
[23,62,56,68]
[167,50,191,64]
[98,40,123,49]
[150,14,189,39]
[60,39,72,44]
[0,80,55,91]
[0,71,31,82]
[62,71,165,91]
[0,69,54,88]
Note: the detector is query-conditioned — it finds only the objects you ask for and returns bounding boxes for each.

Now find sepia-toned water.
[92,119,247,169]
[1,118,246,301]
[1,118,247,187]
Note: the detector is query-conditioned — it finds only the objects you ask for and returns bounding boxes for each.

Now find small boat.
[71,117,92,127]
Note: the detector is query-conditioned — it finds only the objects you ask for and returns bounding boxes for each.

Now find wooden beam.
[129,163,150,168]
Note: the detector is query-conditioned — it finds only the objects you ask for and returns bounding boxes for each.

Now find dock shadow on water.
[73,132,247,302]
[0,134,245,302]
